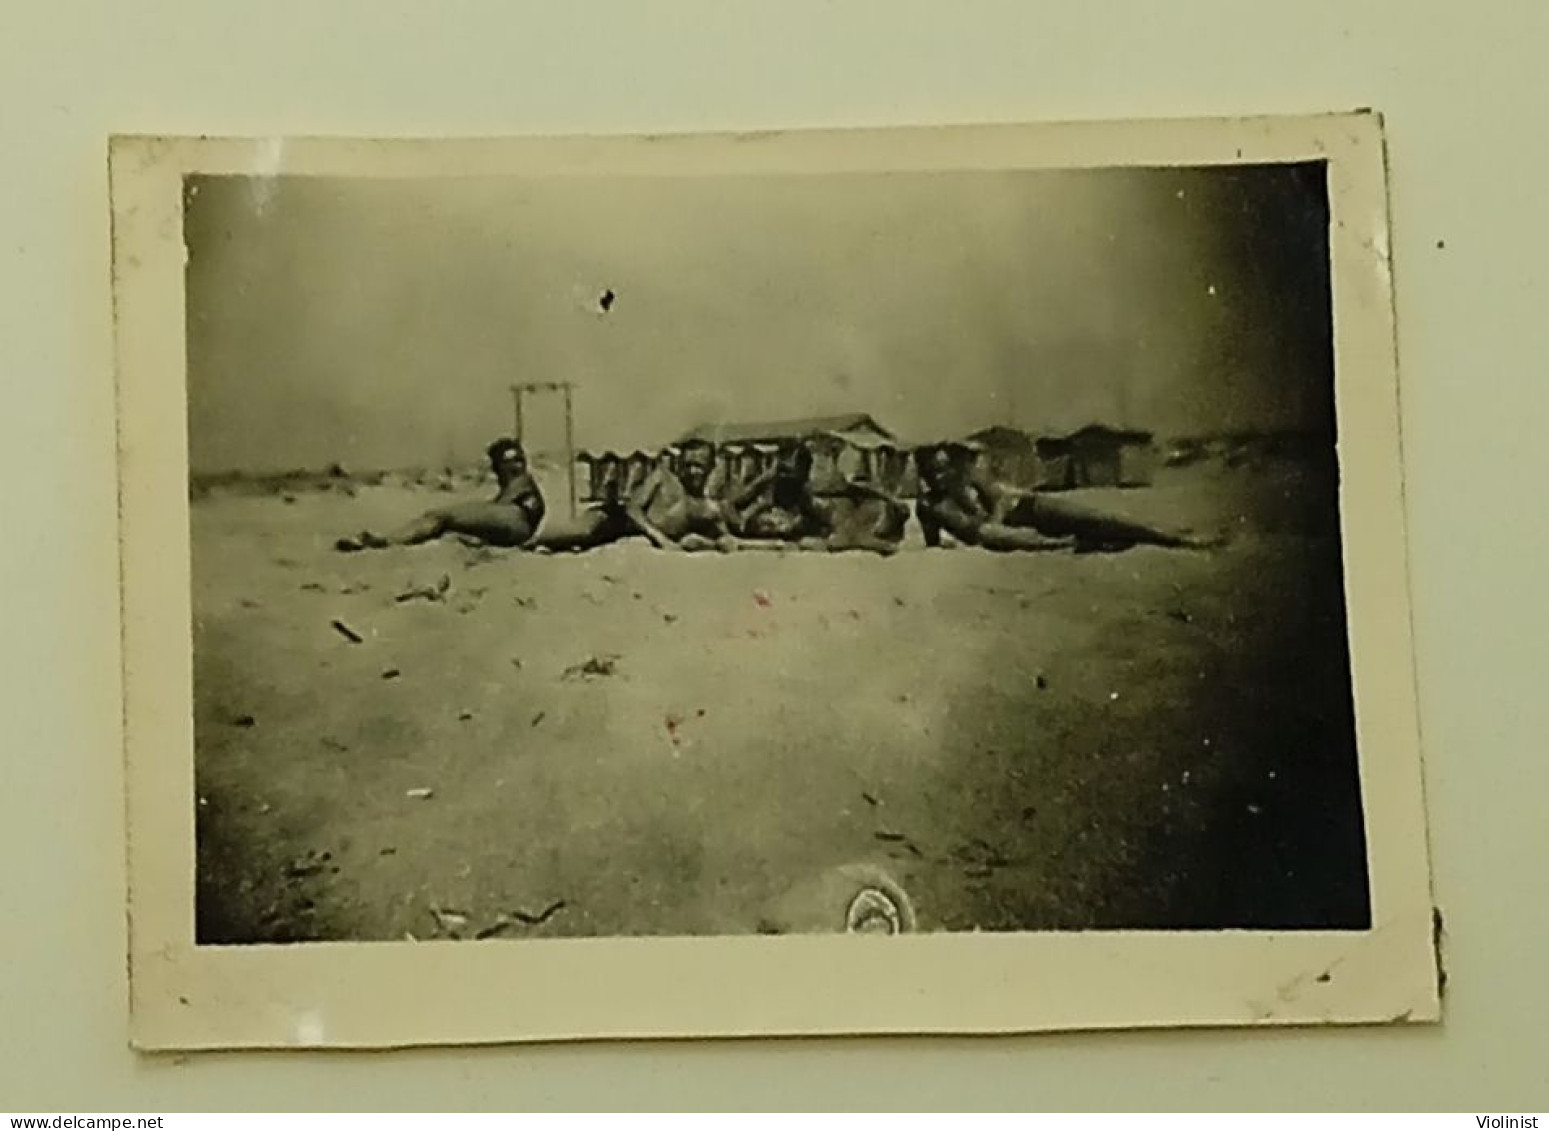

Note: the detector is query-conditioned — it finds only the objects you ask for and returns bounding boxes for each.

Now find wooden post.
[562,382,577,518]
[511,386,525,444]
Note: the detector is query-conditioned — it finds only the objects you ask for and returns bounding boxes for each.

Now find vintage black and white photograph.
[113,119,1436,1047]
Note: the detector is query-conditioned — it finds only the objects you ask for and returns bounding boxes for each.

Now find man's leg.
[915,504,944,548]
[524,506,622,552]
[975,522,1074,553]
[832,533,902,556]
[677,533,721,553]
[1028,495,1208,549]
[336,507,449,551]
[382,508,453,545]
[415,502,535,548]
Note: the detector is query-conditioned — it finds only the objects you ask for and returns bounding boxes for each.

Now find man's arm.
[724,468,778,532]
[498,473,546,517]
[961,470,1016,524]
[707,502,743,552]
[925,494,985,547]
[623,470,677,549]
[844,477,905,508]
[728,466,778,510]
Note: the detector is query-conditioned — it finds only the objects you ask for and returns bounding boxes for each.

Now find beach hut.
[964,425,1043,489]
[1034,425,1157,489]
[676,414,902,498]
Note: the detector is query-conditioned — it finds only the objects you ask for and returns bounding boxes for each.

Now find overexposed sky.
[185,164,1332,473]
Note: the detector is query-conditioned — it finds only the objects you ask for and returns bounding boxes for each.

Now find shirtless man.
[335,437,545,552]
[625,439,744,552]
[820,476,912,554]
[734,443,827,544]
[914,443,1216,553]
[525,439,743,553]
[735,441,910,555]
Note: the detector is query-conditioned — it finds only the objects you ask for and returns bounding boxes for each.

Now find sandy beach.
[191,455,1369,944]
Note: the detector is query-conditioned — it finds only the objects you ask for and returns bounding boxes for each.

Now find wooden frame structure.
[510,380,578,518]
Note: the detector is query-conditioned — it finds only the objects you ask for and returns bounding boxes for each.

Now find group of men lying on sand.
[335,436,1220,557]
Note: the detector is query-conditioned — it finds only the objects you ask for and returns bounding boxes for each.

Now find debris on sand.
[322,736,348,752]
[330,619,365,644]
[381,668,402,680]
[395,574,452,604]
[530,711,546,728]
[405,787,434,800]
[229,714,257,728]
[874,830,925,858]
[458,710,474,722]
[429,905,470,937]
[300,581,327,592]
[1035,673,1049,690]
[473,900,567,939]
[562,654,620,681]
[947,837,1013,871]
[861,792,881,808]
[513,900,567,926]
[473,918,512,940]
[327,462,349,479]
[461,545,500,569]
[753,590,772,609]
[284,850,331,879]
[281,493,298,505]
[239,598,263,609]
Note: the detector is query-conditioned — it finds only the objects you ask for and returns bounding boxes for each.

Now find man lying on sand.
[334,437,545,552]
[734,442,826,544]
[734,441,909,555]
[526,439,746,553]
[914,442,1219,553]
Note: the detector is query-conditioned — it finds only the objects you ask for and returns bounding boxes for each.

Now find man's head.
[677,440,716,496]
[774,441,813,483]
[915,443,958,489]
[486,437,528,484]
[595,459,625,505]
